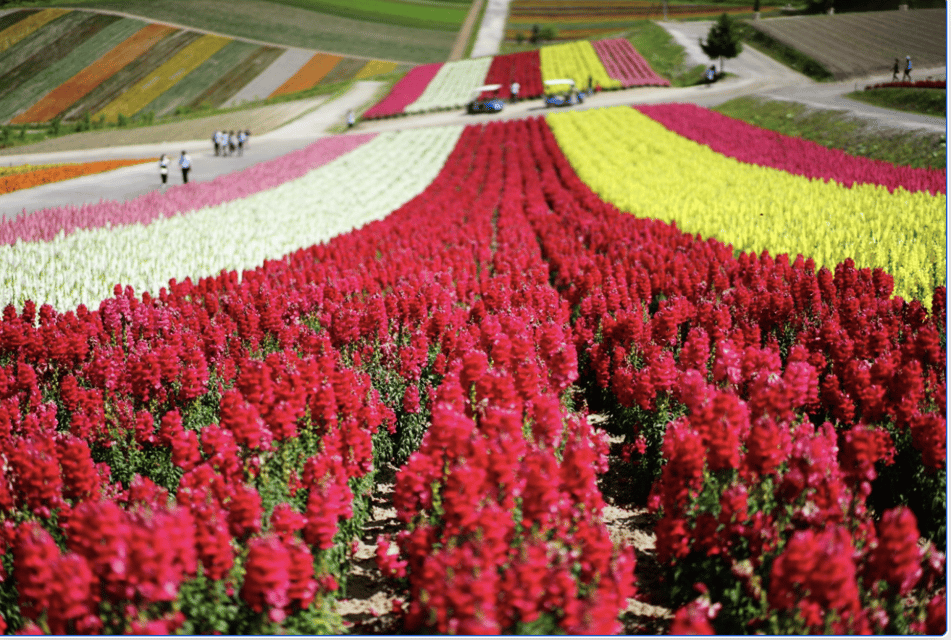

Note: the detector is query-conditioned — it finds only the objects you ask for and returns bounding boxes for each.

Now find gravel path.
[470,0,512,58]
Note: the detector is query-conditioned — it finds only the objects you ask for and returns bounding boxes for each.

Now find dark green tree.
[699,13,744,73]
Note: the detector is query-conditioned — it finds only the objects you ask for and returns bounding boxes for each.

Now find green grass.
[846,87,947,118]
[12,0,456,63]
[624,20,707,87]
[258,0,468,30]
[735,22,834,81]
[714,95,946,169]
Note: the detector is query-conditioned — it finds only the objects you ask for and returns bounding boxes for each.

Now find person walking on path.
[902,56,912,81]
[179,151,191,183]
[238,129,247,155]
[892,58,900,81]
[212,131,220,156]
[347,109,355,129]
[159,154,169,185]
[510,80,520,103]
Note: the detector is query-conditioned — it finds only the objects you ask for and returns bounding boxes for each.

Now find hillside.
[23,0,462,62]
[0,7,410,125]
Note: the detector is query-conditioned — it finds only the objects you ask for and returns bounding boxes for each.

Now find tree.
[699,13,743,74]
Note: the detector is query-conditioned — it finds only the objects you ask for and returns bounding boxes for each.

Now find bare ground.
[335,436,674,635]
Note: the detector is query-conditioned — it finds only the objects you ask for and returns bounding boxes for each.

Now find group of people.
[892,56,913,81]
[212,129,250,157]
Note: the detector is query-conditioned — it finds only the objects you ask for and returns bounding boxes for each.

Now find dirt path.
[448,0,486,61]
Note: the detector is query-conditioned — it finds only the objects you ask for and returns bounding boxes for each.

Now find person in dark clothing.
[892,58,900,80]
[902,56,912,81]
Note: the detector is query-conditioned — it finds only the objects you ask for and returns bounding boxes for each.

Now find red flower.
[866,506,922,595]
[240,535,291,620]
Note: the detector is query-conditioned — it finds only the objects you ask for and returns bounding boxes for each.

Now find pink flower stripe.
[592,38,669,87]
[636,103,945,195]
[362,63,443,119]
[478,50,544,100]
[0,133,375,246]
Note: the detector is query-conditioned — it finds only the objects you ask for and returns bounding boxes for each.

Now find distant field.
[34,0,460,63]
[505,0,756,41]
[263,0,469,30]
[747,9,946,79]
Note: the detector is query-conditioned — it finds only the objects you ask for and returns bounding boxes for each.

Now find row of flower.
[865,80,946,90]
[363,38,665,118]
[0,163,62,178]
[0,127,460,312]
[0,117,641,633]
[0,158,155,196]
[478,50,544,101]
[0,106,945,633]
[515,114,945,633]
[548,105,946,305]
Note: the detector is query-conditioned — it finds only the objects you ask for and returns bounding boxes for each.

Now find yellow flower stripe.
[95,34,231,123]
[547,106,945,305]
[540,40,621,93]
[0,9,69,53]
[0,163,63,177]
[353,59,399,79]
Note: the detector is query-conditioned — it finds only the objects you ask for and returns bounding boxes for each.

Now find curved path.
[0,21,944,220]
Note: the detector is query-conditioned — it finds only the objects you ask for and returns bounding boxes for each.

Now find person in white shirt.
[510,81,520,103]
[159,154,169,184]
[179,151,191,183]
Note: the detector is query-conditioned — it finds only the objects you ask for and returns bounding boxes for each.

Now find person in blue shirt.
[179,151,191,183]
[902,56,912,81]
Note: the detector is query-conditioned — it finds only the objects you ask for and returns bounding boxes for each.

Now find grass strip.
[845,87,947,118]
[254,0,467,30]
[713,95,946,169]
[140,39,260,117]
[186,45,284,110]
[735,22,834,82]
[625,20,706,87]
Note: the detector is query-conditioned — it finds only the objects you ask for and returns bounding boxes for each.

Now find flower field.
[363,38,665,119]
[0,103,945,634]
[0,158,156,196]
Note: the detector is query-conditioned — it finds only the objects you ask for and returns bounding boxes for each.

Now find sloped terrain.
[748,9,946,79]
[0,8,406,124]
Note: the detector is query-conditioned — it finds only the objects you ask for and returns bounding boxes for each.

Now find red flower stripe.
[478,50,544,100]
[636,102,945,195]
[591,38,669,87]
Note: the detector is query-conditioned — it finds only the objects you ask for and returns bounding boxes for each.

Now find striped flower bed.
[0,113,943,636]
[548,105,946,304]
